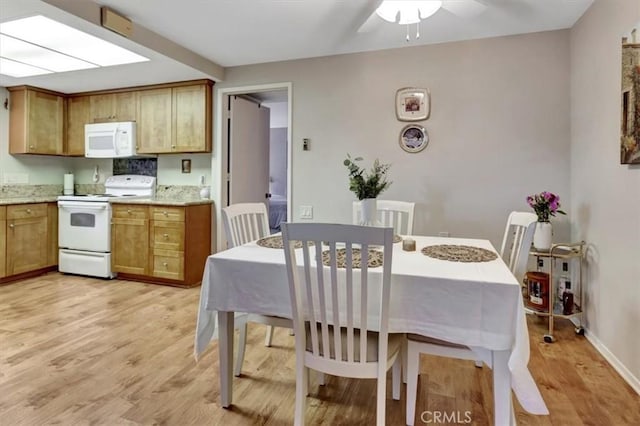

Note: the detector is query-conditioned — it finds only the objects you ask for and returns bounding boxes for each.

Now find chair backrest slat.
[222,203,270,248]
[353,200,416,235]
[282,223,394,365]
[499,211,537,283]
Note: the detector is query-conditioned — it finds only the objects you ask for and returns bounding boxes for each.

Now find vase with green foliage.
[344,154,392,226]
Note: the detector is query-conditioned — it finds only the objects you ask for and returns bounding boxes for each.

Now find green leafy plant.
[343,154,392,200]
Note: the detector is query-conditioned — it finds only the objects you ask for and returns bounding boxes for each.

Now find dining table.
[194,234,549,425]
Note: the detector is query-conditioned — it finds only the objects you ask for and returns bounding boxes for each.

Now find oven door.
[58,201,111,252]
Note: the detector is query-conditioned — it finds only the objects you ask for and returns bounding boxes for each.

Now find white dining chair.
[352,200,416,235]
[221,202,293,376]
[282,222,402,426]
[404,211,537,426]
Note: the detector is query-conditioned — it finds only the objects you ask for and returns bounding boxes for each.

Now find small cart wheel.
[575,327,585,336]
[543,334,555,343]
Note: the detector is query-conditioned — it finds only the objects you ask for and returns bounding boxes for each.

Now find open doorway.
[213,83,292,251]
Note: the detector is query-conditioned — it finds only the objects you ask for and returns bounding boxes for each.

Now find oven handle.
[58,202,109,210]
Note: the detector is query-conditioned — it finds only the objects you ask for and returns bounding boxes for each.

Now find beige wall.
[570,0,640,391]
[220,30,572,250]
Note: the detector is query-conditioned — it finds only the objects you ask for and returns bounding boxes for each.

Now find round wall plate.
[399,124,429,153]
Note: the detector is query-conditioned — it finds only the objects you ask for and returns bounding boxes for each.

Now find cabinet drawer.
[112,205,149,219]
[151,207,185,222]
[7,203,47,219]
[151,221,184,251]
[0,206,5,220]
[151,249,184,280]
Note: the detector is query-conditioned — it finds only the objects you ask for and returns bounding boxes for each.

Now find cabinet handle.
[26,208,32,214]
[163,211,168,216]
[9,223,14,229]
[127,209,132,214]
[162,262,168,267]
[29,145,34,150]
[163,233,169,239]
[171,145,176,149]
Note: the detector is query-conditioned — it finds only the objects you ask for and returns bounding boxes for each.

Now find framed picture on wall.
[396,87,430,121]
[399,124,429,153]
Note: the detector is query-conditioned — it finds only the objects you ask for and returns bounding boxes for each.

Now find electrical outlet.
[299,205,313,219]
[439,231,450,237]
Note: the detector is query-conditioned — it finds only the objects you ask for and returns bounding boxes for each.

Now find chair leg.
[376,366,388,426]
[234,321,248,377]
[402,338,408,384]
[392,356,401,401]
[405,343,419,426]
[317,371,325,386]
[294,366,308,426]
[265,325,275,347]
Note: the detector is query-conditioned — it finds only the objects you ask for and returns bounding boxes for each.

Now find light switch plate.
[300,205,313,219]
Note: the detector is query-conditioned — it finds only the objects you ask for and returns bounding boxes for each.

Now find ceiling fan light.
[376,1,443,24]
[375,2,400,23]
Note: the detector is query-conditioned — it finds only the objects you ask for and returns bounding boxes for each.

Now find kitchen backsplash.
[113,158,158,176]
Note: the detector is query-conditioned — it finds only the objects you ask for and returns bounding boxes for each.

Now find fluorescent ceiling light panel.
[0,57,52,77]
[0,15,149,78]
[0,34,97,72]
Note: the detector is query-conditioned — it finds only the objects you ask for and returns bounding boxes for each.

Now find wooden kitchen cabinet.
[66,95,90,156]
[137,88,173,153]
[149,204,210,285]
[111,205,150,276]
[8,86,65,155]
[46,203,58,267]
[172,83,212,152]
[89,92,137,123]
[137,82,212,154]
[113,203,211,287]
[0,206,6,278]
[5,203,48,276]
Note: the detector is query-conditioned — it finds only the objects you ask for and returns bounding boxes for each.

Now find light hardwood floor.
[1,273,638,425]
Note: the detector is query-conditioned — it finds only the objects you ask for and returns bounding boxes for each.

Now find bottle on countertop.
[562,281,574,315]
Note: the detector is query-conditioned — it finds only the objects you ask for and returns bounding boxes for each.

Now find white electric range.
[58,175,156,278]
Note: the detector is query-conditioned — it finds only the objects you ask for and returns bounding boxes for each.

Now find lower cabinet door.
[6,216,47,275]
[111,217,149,275]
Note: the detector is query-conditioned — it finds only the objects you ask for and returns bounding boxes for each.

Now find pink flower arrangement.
[527,191,566,222]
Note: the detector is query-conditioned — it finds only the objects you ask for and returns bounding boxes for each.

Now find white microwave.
[85,121,139,158]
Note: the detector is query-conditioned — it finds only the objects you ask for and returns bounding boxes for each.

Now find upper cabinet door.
[173,84,211,152]
[9,87,65,155]
[90,92,137,123]
[66,96,90,156]
[137,88,173,153]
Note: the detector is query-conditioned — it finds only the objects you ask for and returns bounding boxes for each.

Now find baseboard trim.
[583,328,640,395]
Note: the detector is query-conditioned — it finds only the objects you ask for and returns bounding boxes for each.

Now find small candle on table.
[403,238,416,251]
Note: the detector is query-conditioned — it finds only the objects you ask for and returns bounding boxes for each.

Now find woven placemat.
[421,245,498,263]
[321,248,384,268]
[256,235,314,249]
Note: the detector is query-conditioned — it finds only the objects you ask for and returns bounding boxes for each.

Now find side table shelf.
[526,241,586,343]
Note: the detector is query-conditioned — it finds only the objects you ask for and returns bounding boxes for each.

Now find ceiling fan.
[356,0,490,34]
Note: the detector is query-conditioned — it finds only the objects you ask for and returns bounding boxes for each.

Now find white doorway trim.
[212,82,293,251]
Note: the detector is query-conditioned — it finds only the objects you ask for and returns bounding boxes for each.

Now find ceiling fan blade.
[441,0,488,19]
[356,0,384,33]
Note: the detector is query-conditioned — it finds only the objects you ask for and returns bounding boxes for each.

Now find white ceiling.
[0,0,594,94]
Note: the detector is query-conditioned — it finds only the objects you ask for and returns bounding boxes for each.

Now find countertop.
[0,196,213,206]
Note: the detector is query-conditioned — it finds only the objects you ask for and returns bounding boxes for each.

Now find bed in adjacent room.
[269,194,287,233]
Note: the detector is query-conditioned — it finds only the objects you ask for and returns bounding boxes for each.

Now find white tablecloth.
[195,235,548,415]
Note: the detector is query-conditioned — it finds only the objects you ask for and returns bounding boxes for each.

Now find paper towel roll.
[63,173,74,195]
